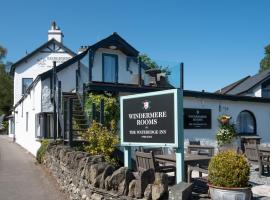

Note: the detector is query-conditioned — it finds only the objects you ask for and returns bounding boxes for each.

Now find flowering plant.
[215,124,236,145]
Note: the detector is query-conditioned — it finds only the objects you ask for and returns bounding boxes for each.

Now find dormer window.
[102,53,118,83]
[22,78,33,95]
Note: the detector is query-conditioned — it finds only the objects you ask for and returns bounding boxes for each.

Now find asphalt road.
[0,135,66,200]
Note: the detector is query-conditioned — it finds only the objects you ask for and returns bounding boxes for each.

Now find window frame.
[102,53,118,83]
[22,78,33,95]
[236,110,257,136]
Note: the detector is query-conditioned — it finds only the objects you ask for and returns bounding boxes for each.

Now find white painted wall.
[243,85,262,97]
[14,80,42,156]
[41,62,78,112]
[92,48,150,84]
[57,62,78,92]
[183,96,270,146]
[254,85,262,97]
[13,43,72,104]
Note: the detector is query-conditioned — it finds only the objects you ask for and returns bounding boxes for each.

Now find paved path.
[0,135,66,200]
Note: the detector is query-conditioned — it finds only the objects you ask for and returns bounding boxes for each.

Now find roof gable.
[229,69,270,95]
[90,32,139,57]
[10,39,76,75]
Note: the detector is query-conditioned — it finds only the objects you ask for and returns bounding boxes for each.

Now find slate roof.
[216,76,250,94]
[216,69,270,95]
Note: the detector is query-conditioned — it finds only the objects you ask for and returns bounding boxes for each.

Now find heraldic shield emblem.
[143,100,151,110]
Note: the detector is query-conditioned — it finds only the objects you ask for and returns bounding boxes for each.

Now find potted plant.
[208,150,252,200]
[216,115,237,151]
[218,115,231,125]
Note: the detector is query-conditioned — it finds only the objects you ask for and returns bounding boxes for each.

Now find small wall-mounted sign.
[120,89,182,147]
[184,108,211,129]
[37,56,70,67]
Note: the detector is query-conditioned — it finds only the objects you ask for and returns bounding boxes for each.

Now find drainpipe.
[53,61,57,140]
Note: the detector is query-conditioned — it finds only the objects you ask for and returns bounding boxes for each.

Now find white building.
[9,22,75,154]
[9,22,270,156]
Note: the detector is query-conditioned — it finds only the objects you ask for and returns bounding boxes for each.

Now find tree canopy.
[259,45,270,73]
[0,45,13,115]
[139,53,171,76]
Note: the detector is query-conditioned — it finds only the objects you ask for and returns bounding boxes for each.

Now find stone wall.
[43,144,169,200]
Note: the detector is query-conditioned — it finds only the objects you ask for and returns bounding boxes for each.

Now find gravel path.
[249,165,270,199]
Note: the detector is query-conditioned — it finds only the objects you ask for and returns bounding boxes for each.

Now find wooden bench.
[245,144,270,177]
[135,151,176,176]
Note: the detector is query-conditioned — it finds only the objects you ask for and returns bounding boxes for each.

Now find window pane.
[103,55,116,82]
[22,78,33,95]
[236,111,255,135]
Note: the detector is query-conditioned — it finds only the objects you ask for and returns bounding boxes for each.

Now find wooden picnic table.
[187,145,215,157]
[259,146,270,155]
[154,154,211,181]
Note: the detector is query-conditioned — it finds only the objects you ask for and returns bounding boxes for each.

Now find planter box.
[209,184,252,200]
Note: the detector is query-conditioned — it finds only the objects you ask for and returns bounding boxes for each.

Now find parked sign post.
[120,89,184,183]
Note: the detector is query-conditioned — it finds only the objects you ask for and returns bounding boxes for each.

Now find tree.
[139,53,171,76]
[0,45,13,115]
[259,45,270,73]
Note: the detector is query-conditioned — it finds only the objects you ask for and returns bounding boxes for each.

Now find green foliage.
[2,120,8,131]
[208,150,250,188]
[36,139,50,164]
[82,121,119,164]
[139,53,171,76]
[0,45,13,115]
[259,45,270,72]
[215,124,236,145]
[85,93,119,128]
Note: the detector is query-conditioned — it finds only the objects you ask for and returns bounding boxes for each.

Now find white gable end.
[13,42,73,104]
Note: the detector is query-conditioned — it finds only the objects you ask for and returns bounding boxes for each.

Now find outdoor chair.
[135,150,176,176]
[139,147,164,155]
[187,164,208,183]
[244,144,270,177]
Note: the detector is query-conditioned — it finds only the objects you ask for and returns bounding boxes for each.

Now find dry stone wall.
[43,144,169,200]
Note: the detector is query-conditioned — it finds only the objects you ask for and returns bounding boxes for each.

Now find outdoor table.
[187,145,215,157]
[259,146,270,155]
[154,154,211,181]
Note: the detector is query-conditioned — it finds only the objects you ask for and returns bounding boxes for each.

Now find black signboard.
[121,90,179,146]
[184,108,211,129]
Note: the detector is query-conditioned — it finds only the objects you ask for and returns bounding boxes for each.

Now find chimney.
[48,21,64,43]
[77,46,88,54]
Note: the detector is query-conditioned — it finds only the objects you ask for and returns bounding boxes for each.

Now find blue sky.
[1,0,270,92]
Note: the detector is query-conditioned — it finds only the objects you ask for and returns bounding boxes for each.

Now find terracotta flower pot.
[208,184,252,200]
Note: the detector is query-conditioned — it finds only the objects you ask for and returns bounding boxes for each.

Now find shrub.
[208,150,250,188]
[215,124,236,145]
[82,121,119,164]
[36,139,50,164]
[1,120,8,131]
[85,93,119,129]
